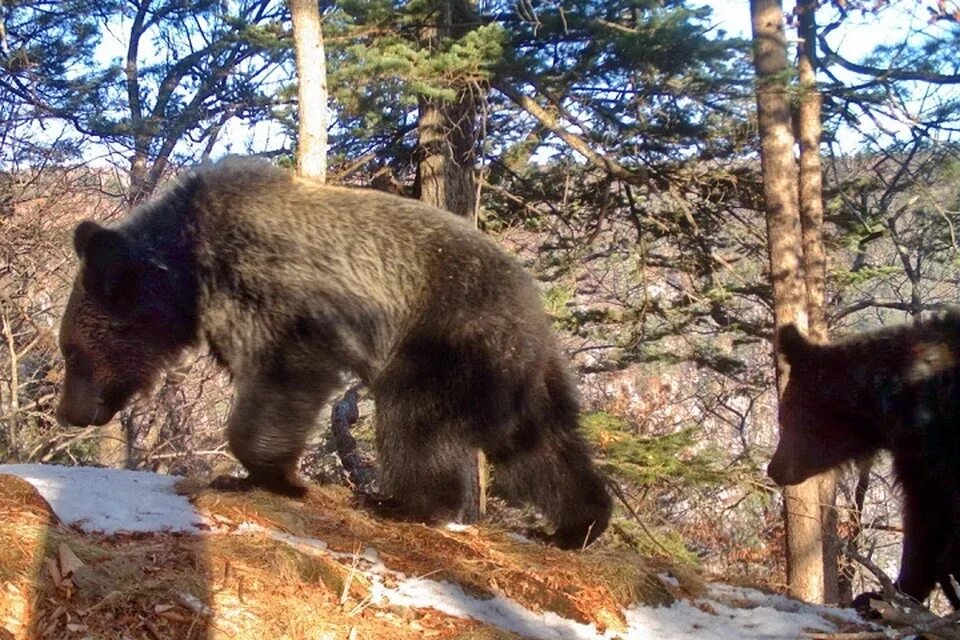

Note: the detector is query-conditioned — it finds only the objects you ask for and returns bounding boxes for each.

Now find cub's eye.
[63,347,81,368]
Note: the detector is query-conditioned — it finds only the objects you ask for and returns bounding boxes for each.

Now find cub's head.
[56,221,194,427]
[767,324,877,486]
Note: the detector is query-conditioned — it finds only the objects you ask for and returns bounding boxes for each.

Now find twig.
[606,478,674,558]
[147,448,230,460]
[0,392,54,422]
[339,544,361,605]
[2,311,20,457]
[843,544,897,596]
[36,426,101,462]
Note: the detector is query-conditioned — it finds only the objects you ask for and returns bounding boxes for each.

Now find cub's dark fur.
[769,314,960,606]
[57,157,611,549]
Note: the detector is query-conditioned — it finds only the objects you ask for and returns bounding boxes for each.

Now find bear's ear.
[777,324,812,366]
[80,226,147,316]
[73,220,104,258]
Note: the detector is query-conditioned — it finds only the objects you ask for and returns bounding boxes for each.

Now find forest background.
[2,0,959,611]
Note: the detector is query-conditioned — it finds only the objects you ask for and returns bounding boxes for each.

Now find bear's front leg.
[211,358,340,498]
[209,461,308,498]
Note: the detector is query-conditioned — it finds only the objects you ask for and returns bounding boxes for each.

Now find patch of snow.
[622,598,835,640]
[236,521,330,554]
[374,576,608,640]
[706,583,865,624]
[658,572,681,588]
[0,463,203,535]
[375,575,861,640]
[178,592,212,616]
[506,531,533,544]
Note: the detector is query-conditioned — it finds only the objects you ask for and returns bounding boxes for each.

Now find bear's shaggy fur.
[769,314,960,606]
[56,157,611,549]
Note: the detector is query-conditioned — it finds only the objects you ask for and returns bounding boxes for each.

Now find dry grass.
[190,484,693,632]
[0,475,53,639]
[0,473,694,639]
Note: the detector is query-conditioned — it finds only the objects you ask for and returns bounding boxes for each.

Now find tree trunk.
[417,0,484,522]
[417,0,478,220]
[751,0,825,604]
[796,0,839,605]
[797,1,826,346]
[418,96,477,218]
[97,418,129,469]
[289,0,328,182]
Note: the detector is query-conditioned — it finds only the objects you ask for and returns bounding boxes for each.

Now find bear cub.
[56,157,612,549]
[769,313,960,607]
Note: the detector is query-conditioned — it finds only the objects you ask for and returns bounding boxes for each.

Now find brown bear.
[769,314,960,607]
[56,156,611,549]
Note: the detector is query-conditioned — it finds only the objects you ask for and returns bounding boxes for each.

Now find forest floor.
[0,465,877,640]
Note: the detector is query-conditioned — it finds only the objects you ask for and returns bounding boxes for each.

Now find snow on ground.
[0,463,204,534]
[378,574,858,639]
[1,464,865,639]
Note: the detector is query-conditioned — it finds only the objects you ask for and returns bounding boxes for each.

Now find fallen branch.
[811,544,960,639]
[806,633,888,640]
[873,600,960,639]
[330,385,376,491]
[832,548,960,640]
[808,606,960,639]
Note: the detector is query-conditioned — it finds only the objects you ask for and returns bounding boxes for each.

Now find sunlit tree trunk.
[290,0,328,182]
[418,96,476,218]
[751,0,825,604]
[795,0,839,605]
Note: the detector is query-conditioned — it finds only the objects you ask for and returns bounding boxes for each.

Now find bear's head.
[56,220,194,427]
[768,324,878,486]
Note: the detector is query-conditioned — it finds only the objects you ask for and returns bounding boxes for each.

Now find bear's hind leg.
[371,397,474,524]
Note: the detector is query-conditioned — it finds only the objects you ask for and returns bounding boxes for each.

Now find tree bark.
[289,0,328,183]
[417,0,478,219]
[751,0,825,604]
[796,0,839,605]
[797,1,826,346]
[124,0,152,206]
[418,96,477,217]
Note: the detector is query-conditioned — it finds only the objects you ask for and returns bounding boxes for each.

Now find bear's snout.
[56,395,112,427]
[767,454,800,486]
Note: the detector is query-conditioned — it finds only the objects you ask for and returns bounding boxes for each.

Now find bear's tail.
[492,358,612,549]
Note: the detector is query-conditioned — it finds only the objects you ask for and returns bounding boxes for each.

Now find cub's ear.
[777,324,812,366]
[73,220,105,258]
[79,225,146,316]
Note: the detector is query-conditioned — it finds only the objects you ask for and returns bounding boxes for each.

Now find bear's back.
[111,157,522,310]
[123,157,549,376]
